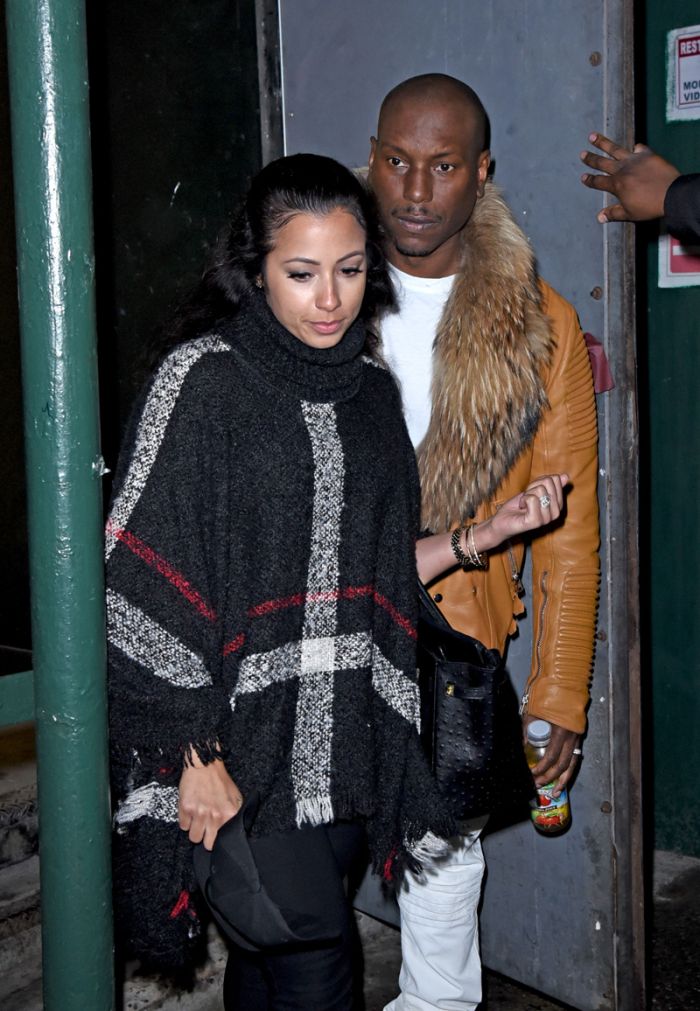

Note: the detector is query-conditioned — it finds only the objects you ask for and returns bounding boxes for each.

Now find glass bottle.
[525,719,571,834]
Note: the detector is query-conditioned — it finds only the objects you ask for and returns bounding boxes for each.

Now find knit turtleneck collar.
[224,290,366,403]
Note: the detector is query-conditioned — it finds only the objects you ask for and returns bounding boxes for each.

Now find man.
[367,74,600,1011]
[581,132,700,244]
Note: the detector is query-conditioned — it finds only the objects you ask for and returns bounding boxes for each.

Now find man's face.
[368,97,490,278]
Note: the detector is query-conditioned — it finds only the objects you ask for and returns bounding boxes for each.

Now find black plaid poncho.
[107,292,451,966]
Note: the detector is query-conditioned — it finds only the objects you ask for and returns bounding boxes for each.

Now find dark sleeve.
[106,346,234,785]
[664,173,700,245]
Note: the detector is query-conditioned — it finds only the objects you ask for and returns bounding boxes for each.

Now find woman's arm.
[416,473,569,584]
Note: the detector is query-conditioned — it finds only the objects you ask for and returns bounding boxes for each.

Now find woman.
[106,153,566,1010]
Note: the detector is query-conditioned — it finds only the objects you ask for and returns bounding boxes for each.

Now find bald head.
[377,74,488,155]
[368,73,492,277]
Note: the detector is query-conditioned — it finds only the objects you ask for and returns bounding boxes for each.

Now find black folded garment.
[193,792,344,952]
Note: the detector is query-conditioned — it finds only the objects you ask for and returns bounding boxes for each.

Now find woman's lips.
[308,320,343,335]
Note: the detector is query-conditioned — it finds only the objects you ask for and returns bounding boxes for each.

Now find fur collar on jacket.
[417,183,555,532]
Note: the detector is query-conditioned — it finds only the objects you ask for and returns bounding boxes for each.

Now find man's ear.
[476,150,491,197]
[368,136,378,173]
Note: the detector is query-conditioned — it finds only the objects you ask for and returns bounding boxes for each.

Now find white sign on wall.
[658,231,700,288]
[667,24,700,121]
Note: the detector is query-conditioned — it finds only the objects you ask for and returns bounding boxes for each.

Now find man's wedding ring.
[572,747,582,756]
[539,494,551,508]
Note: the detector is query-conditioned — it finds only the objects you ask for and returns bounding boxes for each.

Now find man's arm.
[580,133,681,223]
[525,286,600,793]
[664,173,700,246]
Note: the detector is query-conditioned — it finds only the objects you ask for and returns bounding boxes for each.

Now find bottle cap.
[527,719,551,746]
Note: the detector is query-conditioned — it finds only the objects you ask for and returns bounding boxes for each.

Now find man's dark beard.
[394,244,433,258]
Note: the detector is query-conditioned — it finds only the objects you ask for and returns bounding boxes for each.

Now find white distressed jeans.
[384,817,489,1011]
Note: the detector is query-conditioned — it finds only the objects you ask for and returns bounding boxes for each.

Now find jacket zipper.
[507,542,525,598]
[520,570,549,715]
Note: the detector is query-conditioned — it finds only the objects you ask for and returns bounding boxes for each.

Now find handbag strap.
[418,581,504,671]
[418,581,455,630]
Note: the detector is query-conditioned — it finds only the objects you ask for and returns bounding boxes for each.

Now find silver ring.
[539,494,551,508]
[572,747,582,756]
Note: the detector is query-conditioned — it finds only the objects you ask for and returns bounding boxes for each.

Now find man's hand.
[523,715,581,797]
[580,132,680,223]
[178,752,243,850]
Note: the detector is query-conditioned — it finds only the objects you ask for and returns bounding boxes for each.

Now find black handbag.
[417,582,534,820]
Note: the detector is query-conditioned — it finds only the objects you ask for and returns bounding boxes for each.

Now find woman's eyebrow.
[282,250,365,265]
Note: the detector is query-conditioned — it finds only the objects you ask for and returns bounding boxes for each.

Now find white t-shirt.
[381,265,457,447]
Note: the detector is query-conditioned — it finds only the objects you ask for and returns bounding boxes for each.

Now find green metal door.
[642,0,700,860]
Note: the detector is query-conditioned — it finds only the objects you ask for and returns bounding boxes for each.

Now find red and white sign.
[658,232,700,288]
[667,24,700,121]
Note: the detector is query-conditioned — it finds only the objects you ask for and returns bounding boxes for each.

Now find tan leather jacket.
[427,281,599,734]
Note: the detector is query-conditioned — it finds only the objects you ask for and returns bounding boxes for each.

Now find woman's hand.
[415,474,568,584]
[178,751,243,851]
[478,473,569,551]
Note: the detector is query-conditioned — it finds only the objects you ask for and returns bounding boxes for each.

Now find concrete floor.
[7,859,698,1011]
[649,851,700,1011]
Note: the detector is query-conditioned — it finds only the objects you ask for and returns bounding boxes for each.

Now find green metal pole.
[4,1,114,1008]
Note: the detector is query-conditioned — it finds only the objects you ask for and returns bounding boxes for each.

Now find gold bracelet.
[467,523,488,569]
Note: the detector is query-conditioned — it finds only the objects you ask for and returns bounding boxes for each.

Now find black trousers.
[222,821,366,1011]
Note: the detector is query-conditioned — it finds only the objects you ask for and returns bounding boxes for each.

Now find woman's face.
[261,209,367,348]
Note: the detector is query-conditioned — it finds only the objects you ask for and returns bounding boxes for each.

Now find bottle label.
[530,783,570,832]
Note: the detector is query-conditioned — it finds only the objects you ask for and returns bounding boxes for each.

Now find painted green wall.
[643,2,700,856]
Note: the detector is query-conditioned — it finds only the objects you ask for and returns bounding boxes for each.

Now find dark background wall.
[0,0,30,669]
[0,0,262,672]
[641,0,700,857]
[87,0,262,460]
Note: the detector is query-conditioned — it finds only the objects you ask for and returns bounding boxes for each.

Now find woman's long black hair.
[151,153,394,365]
